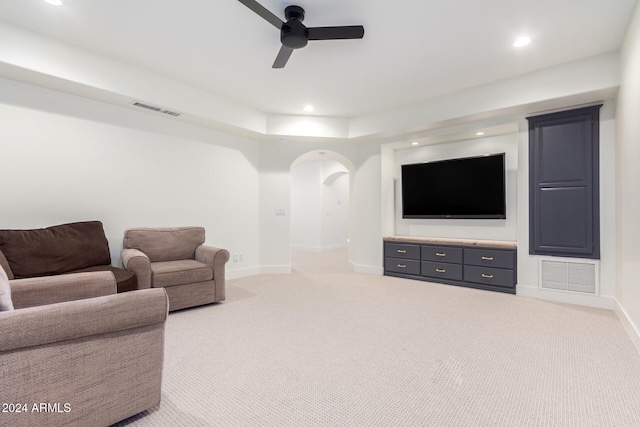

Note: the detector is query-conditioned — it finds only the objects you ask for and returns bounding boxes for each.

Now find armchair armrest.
[195,245,230,276]
[10,271,117,310]
[121,248,151,289]
[0,288,168,353]
[196,245,230,302]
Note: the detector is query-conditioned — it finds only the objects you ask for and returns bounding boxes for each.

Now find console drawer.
[421,261,463,281]
[421,245,463,264]
[385,243,420,260]
[385,258,420,275]
[464,265,515,288]
[464,248,515,269]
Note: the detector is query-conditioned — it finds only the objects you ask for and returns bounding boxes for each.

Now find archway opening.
[290,150,354,272]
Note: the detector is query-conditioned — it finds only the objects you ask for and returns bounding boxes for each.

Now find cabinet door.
[528,105,600,259]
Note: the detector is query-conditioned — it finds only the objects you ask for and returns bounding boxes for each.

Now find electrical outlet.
[275,208,286,216]
[239,253,244,262]
[233,253,239,262]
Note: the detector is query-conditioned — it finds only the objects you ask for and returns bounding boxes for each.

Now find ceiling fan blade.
[307,26,365,40]
[237,0,284,29]
[272,46,294,68]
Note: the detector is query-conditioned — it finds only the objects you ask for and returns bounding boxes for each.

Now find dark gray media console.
[383,237,517,294]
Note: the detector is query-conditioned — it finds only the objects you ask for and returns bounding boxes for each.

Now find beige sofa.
[121,226,230,311]
[0,221,137,292]
[0,268,168,427]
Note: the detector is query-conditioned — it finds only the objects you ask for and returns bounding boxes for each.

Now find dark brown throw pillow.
[0,221,112,279]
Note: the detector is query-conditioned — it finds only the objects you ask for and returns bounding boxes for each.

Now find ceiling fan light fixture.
[43,0,63,5]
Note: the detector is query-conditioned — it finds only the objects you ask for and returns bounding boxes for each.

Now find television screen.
[401,153,506,219]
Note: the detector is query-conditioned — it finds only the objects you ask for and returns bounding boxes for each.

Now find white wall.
[320,161,350,250]
[393,133,519,241]
[0,78,260,278]
[290,161,322,250]
[351,143,384,274]
[616,2,640,347]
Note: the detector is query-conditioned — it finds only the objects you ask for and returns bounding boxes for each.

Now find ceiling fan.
[237,0,365,68]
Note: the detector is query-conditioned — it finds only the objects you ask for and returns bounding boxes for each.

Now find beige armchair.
[121,226,230,311]
[0,269,168,427]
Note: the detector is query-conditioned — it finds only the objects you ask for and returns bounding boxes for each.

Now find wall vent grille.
[133,102,181,117]
[539,258,598,294]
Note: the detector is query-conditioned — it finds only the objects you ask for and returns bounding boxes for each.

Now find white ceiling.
[0,0,637,120]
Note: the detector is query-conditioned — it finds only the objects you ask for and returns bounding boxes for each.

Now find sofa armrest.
[9,271,117,310]
[121,248,151,289]
[0,288,168,353]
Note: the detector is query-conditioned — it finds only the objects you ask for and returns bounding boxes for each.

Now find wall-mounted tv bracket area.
[383,237,517,294]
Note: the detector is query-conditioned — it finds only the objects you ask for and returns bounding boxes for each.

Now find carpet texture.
[115,249,640,426]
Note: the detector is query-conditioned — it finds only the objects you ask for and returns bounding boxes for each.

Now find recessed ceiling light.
[303,105,314,112]
[475,132,485,136]
[411,141,419,146]
[43,0,63,5]
[513,36,531,47]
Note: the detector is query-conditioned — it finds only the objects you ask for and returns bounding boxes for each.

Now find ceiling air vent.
[133,102,181,117]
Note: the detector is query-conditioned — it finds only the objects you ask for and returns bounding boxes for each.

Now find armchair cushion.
[123,226,205,262]
[151,260,213,288]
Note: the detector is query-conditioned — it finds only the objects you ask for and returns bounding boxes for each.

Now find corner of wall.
[615,299,640,356]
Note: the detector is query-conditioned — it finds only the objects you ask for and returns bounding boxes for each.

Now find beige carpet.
[115,249,640,426]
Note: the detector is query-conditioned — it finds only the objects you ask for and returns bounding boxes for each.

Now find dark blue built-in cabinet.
[528,105,601,259]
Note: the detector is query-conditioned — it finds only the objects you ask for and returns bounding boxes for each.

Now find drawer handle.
[482,274,494,279]
[436,268,446,273]
[482,256,494,261]
[397,264,407,268]
[397,249,407,254]
[436,252,446,257]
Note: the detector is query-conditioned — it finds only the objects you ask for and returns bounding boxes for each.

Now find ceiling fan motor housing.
[281,6,308,49]
[281,20,308,49]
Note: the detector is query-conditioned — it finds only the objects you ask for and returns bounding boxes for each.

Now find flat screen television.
[401,153,506,219]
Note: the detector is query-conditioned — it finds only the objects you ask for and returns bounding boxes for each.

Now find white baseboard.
[614,299,640,356]
[226,267,261,280]
[351,261,383,275]
[228,265,292,277]
[259,265,292,275]
[516,284,615,310]
[291,244,348,252]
